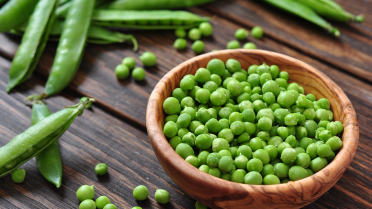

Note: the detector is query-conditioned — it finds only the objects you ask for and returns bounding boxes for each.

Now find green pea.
[251,26,264,39]
[267,136,283,147]
[226,59,241,73]
[163,121,178,138]
[195,88,210,104]
[115,64,130,80]
[175,143,195,159]
[96,196,110,209]
[310,157,328,173]
[335,121,343,134]
[192,40,205,54]
[235,28,249,40]
[163,97,181,115]
[208,168,221,177]
[195,201,208,209]
[76,185,95,202]
[104,204,118,209]
[133,185,149,201]
[195,134,212,150]
[317,144,332,158]
[263,174,280,185]
[199,22,213,36]
[247,158,263,172]
[231,170,245,183]
[247,65,258,74]
[195,125,209,136]
[288,166,308,181]
[219,156,233,172]
[326,136,342,151]
[285,135,297,147]
[175,28,186,38]
[189,28,201,40]
[210,74,222,86]
[274,163,289,179]
[199,164,210,173]
[173,38,187,50]
[11,169,26,183]
[155,189,170,204]
[79,200,96,209]
[122,57,136,70]
[281,148,297,164]
[226,40,240,49]
[207,153,222,168]
[139,52,157,67]
[212,138,230,152]
[95,163,108,176]
[243,42,257,49]
[185,156,200,167]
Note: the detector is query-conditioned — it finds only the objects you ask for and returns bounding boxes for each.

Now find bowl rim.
[146,49,359,206]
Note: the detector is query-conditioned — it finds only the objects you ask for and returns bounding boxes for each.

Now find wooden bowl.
[146,50,359,209]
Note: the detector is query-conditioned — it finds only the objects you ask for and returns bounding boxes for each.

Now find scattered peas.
[122,57,136,70]
[133,185,149,201]
[163,58,344,185]
[251,26,264,39]
[188,28,202,41]
[76,185,95,202]
[96,196,111,209]
[155,189,170,204]
[132,67,146,81]
[115,64,130,80]
[226,40,240,49]
[139,52,157,67]
[174,38,187,50]
[243,42,257,49]
[175,28,186,38]
[95,163,108,176]
[235,28,249,40]
[192,40,205,54]
[79,199,96,209]
[11,169,26,183]
[199,22,213,37]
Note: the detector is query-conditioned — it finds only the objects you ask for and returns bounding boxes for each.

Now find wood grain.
[147,50,359,209]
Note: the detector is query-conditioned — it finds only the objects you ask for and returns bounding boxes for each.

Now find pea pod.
[28,96,63,188]
[263,0,340,36]
[99,0,215,10]
[56,0,106,19]
[92,10,210,30]
[13,20,138,50]
[0,0,39,32]
[44,0,95,96]
[59,0,70,5]
[296,0,364,23]
[0,98,94,178]
[0,0,8,4]
[6,0,58,92]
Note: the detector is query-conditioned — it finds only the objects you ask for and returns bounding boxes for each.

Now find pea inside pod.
[0,98,94,178]
[92,10,210,30]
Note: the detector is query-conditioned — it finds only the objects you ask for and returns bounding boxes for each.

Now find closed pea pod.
[29,96,63,188]
[6,0,58,92]
[91,10,210,30]
[297,0,364,23]
[99,0,215,10]
[44,0,95,96]
[56,0,106,18]
[0,0,39,32]
[263,0,340,36]
[0,98,94,178]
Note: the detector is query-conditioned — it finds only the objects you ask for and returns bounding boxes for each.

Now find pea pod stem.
[13,20,138,50]
[29,97,63,188]
[91,10,210,30]
[0,98,93,178]
[0,0,39,32]
[44,0,95,96]
[6,0,58,93]
[296,0,364,23]
[99,0,215,10]
[263,0,340,37]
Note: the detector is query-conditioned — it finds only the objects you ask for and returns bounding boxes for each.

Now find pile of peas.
[162,59,344,185]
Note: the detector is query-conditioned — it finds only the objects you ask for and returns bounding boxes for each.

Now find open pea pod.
[263,0,340,36]
[13,20,138,50]
[0,98,94,178]
[6,0,58,92]
[296,0,364,23]
[91,10,210,30]
[99,0,215,10]
[0,0,38,32]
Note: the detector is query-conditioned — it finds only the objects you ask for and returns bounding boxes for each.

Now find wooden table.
[0,0,371,208]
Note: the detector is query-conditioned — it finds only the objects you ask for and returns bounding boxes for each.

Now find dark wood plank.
[0,57,195,209]
[202,0,372,82]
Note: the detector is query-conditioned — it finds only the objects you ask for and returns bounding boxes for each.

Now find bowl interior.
[146,49,359,209]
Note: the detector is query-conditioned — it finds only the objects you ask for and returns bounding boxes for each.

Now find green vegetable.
[243,42,257,49]
[99,0,215,10]
[195,201,208,209]
[79,199,96,209]
[133,185,149,201]
[0,0,38,32]
[44,0,95,96]
[263,0,340,36]
[91,10,210,30]
[189,28,202,41]
[104,204,118,209]
[192,40,205,54]
[226,40,240,49]
[297,0,364,23]
[155,189,170,204]
[30,96,63,188]
[0,99,93,178]
[122,57,136,69]
[115,65,130,80]
[6,0,58,92]
[95,163,108,176]
[76,185,95,202]
[235,28,249,40]
[132,67,146,81]
[11,169,26,183]
[251,26,264,39]
[174,38,187,50]
[95,196,111,209]
[199,22,213,37]
[140,52,157,67]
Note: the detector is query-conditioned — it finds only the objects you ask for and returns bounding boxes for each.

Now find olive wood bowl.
[146,50,359,209]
